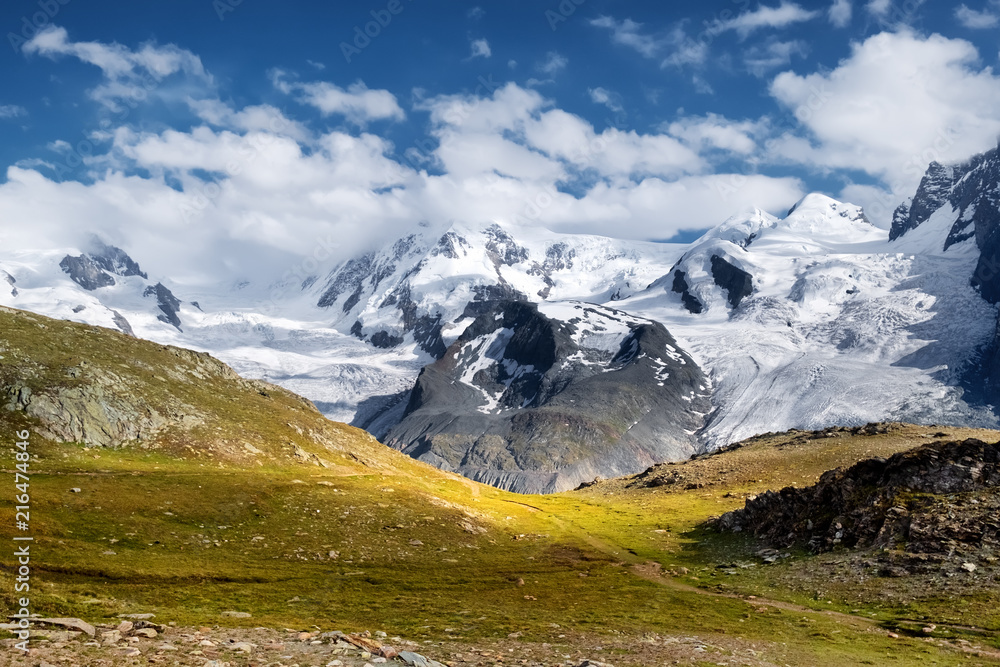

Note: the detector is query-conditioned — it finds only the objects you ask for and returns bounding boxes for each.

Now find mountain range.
[5,144,1000,492]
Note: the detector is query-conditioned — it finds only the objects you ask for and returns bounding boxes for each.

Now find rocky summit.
[383,299,711,493]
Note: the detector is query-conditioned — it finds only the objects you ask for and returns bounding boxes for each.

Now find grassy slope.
[1,306,998,665]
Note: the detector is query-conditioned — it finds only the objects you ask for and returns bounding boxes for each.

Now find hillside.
[2,308,1000,665]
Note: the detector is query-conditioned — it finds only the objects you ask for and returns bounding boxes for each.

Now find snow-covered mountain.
[6,147,1000,492]
[309,220,680,357]
[383,299,711,493]
[622,192,997,447]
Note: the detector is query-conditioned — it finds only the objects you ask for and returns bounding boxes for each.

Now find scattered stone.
[231,641,253,652]
[119,613,156,620]
[121,646,141,656]
[379,645,400,659]
[399,650,431,667]
[962,562,978,573]
[33,617,96,637]
[409,539,424,546]
[220,611,251,618]
[375,630,387,638]
[117,620,135,634]
[578,661,615,667]
[69,488,81,493]
[134,628,158,638]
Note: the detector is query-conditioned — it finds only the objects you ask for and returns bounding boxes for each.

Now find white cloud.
[592,17,709,70]
[866,0,892,17]
[955,4,1000,28]
[0,104,27,119]
[272,72,404,124]
[829,0,853,27]
[661,26,710,68]
[22,26,212,112]
[591,16,662,58]
[507,59,517,69]
[7,31,811,288]
[470,39,491,59]
[538,51,568,75]
[306,59,326,70]
[666,114,762,155]
[692,75,715,95]
[769,31,1000,220]
[589,87,623,113]
[744,40,808,76]
[705,3,820,38]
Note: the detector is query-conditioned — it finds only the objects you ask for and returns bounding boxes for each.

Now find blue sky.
[2,1,1000,282]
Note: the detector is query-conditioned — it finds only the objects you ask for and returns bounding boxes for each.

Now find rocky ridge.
[716,437,1000,571]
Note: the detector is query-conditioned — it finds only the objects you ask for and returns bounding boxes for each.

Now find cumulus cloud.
[470,38,491,58]
[829,0,853,27]
[22,26,212,112]
[3,31,812,290]
[955,4,1000,28]
[769,30,1000,220]
[666,114,763,155]
[271,72,404,124]
[705,2,820,38]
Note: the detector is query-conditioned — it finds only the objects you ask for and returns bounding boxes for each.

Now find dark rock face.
[710,255,753,308]
[891,143,1000,301]
[670,270,703,314]
[383,300,712,494]
[60,255,116,291]
[891,144,1000,407]
[90,242,148,279]
[317,238,448,356]
[716,437,1000,561]
[143,283,182,330]
[889,162,967,242]
[111,310,135,337]
[60,243,149,291]
[2,271,16,297]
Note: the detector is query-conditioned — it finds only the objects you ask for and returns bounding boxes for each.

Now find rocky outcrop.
[59,243,149,291]
[710,255,753,308]
[5,367,179,448]
[90,241,148,279]
[3,270,17,297]
[670,270,703,314]
[717,437,1000,562]
[143,283,183,330]
[60,254,116,291]
[383,300,712,494]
